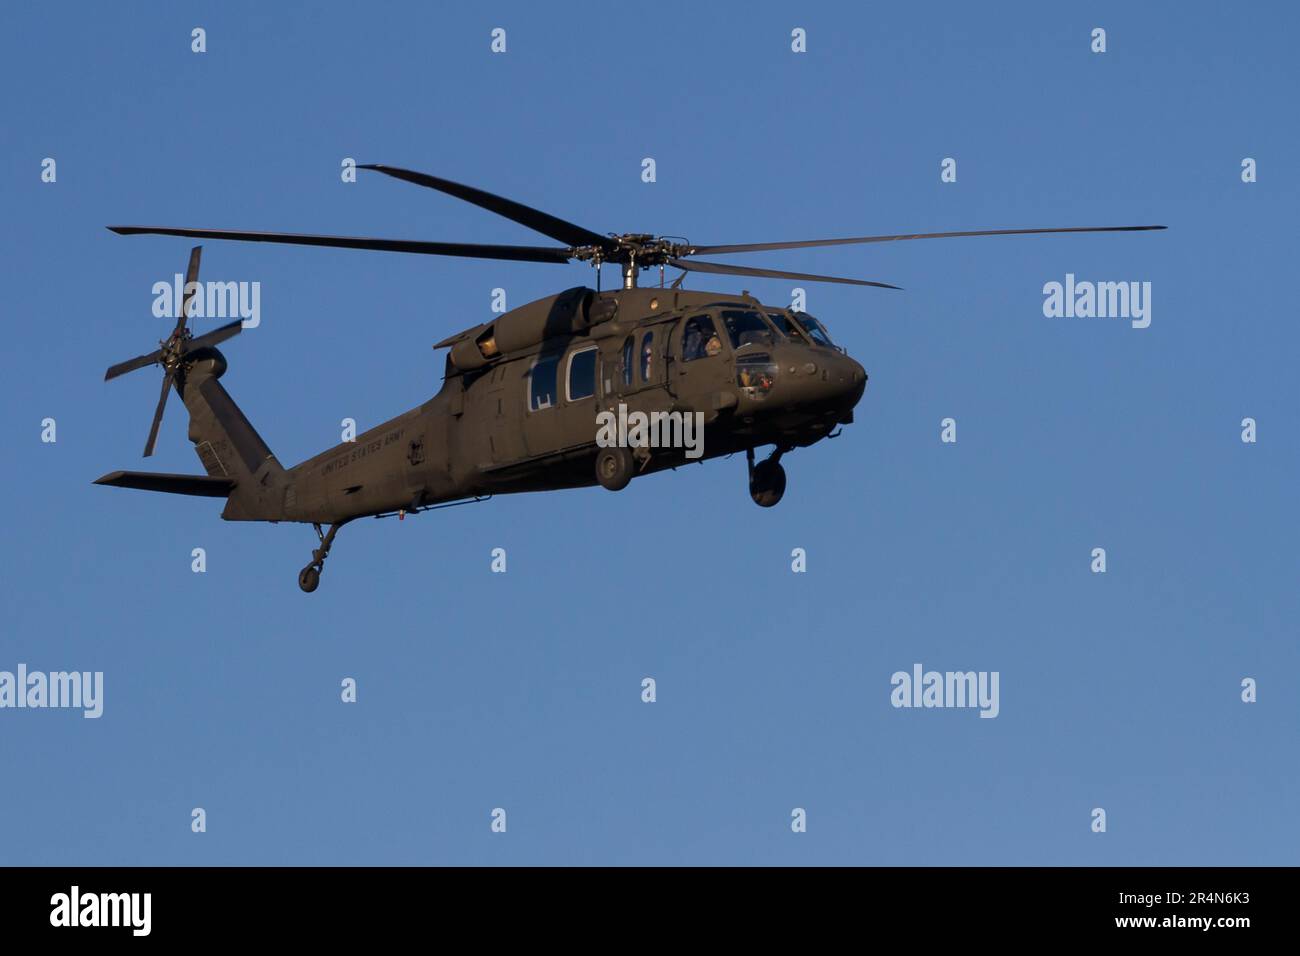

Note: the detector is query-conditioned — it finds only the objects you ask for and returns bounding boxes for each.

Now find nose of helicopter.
[842,354,867,406]
[819,351,866,413]
[770,348,866,417]
[741,345,866,421]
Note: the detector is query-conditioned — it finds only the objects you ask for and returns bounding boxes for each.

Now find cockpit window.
[681,314,722,362]
[765,310,805,342]
[720,309,778,350]
[736,352,778,399]
[793,311,835,348]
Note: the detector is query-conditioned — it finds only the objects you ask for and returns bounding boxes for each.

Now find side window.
[639,332,654,382]
[681,314,721,362]
[566,345,597,402]
[621,336,633,387]
[529,354,560,411]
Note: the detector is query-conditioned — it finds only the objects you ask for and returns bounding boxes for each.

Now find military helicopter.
[96,165,1164,591]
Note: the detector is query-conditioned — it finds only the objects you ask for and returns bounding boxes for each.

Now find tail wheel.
[595,447,635,491]
[749,460,786,508]
[298,566,320,593]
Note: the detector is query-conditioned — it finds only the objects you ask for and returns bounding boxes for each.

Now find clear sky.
[1,1,1296,865]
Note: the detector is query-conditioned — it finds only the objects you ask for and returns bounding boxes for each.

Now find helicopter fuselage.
[273,286,866,524]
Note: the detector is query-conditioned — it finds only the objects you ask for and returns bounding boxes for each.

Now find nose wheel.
[747,447,788,508]
[299,521,344,593]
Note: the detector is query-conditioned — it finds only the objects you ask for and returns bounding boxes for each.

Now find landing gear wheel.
[595,446,635,491]
[298,521,344,594]
[749,460,787,508]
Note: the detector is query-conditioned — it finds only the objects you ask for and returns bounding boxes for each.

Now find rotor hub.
[159,330,191,372]
[571,234,686,268]
[570,234,693,287]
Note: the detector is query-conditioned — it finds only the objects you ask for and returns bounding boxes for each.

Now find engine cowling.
[492,286,595,353]
[449,287,610,370]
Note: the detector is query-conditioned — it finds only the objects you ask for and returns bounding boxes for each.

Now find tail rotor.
[104,246,243,457]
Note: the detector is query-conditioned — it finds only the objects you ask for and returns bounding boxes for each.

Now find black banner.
[0,866,1279,941]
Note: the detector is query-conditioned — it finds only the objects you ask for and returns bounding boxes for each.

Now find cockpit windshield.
[720,309,779,349]
[792,311,836,348]
[765,310,801,341]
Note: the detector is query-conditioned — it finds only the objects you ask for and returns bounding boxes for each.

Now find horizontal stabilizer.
[93,470,237,497]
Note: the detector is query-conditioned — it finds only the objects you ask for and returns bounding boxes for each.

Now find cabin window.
[681,314,722,362]
[621,336,634,387]
[567,345,598,402]
[639,332,654,382]
[529,354,560,411]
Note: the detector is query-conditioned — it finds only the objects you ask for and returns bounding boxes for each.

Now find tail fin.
[180,362,288,519]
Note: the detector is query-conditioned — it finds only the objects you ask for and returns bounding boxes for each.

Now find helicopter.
[95,164,1164,592]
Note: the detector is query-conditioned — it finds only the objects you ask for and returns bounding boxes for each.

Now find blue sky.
[1,1,1296,865]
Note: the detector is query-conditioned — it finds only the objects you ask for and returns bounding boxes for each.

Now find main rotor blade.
[143,370,175,458]
[687,225,1167,256]
[358,164,614,251]
[105,349,163,381]
[668,258,901,289]
[108,226,575,264]
[184,319,243,352]
[177,245,202,336]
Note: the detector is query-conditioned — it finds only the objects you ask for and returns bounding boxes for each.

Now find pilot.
[704,333,722,357]
[641,340,653,378]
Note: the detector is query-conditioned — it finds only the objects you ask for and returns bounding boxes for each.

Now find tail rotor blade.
[105,349,163,381]
[143,370,175,458]
[176,246,202,336]
[184,319,243,353]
